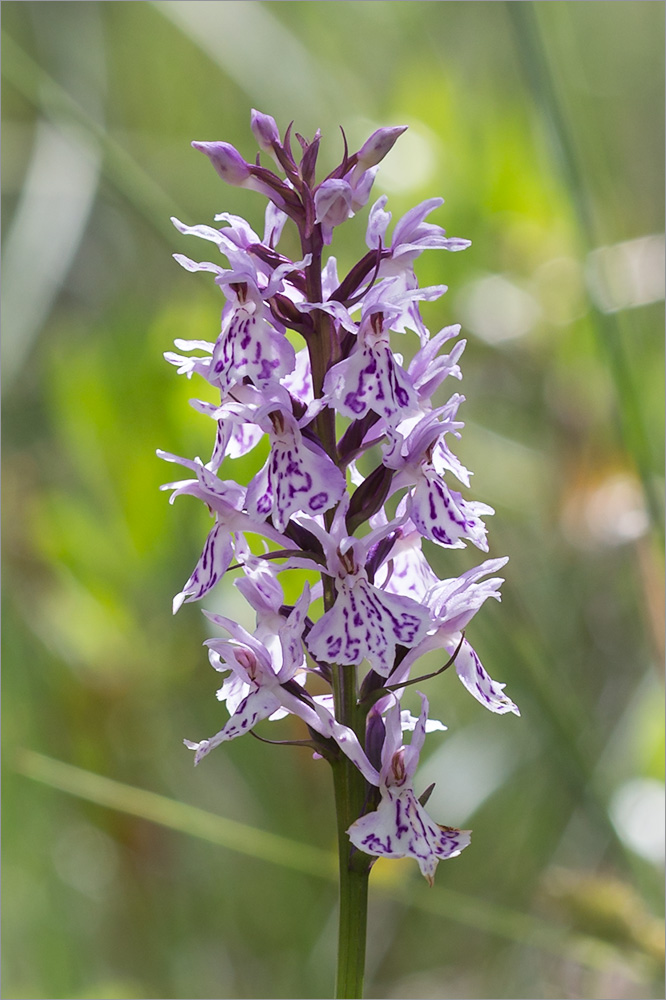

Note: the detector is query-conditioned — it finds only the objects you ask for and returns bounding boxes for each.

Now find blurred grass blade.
[506,1,664,542]
[153,0,347,120]
[1,31,187,242]
[16,749,632,969]
[16,748,336,879]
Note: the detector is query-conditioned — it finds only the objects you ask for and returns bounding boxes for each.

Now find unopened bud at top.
[191,141,252,186]
[356,125,408,170]
[250,109,281,153]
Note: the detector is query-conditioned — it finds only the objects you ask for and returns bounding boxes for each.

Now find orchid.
[348,693,471,885]
[160,111,517,999]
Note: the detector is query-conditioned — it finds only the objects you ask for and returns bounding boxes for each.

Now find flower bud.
[191,141,252,186]
[250,109,280,153]
[356,125,408,170]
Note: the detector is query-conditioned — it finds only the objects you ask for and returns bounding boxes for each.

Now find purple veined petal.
[184,685,284,764]
[306,576,430,676]
[245,459,273,522]
[347,787,471,885]
[430,436,471,489]
[323,341,418,426]
[408,470,492,551]
[173,520,235,613]
[447,636,520,716]
[248,421,346,531]
[210,307,296,395]
[269,437,343,530]
[228,422,264,460]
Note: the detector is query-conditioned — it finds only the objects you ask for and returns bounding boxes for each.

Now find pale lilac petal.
[450,637,520,716]
[400,710,447,734]
[366,195,392,249]
[173,521,234,613]
[374,529,439,603]
[401,692,430,778]
[184,686,283,764]
[282,348,314,404]
[426,558,507,630]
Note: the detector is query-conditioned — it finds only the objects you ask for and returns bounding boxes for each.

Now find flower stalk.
[161,111,519,998]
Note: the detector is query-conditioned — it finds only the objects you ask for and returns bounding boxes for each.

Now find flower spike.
[162,111,516,919]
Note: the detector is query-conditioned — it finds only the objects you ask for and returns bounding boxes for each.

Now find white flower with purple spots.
[162,113,517,929]
[348,694,471,884]
[246,397,346,531]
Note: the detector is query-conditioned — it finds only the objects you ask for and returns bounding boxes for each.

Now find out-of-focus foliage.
[2,3,664,998]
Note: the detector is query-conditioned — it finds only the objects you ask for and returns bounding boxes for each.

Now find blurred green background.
[2,2,664,998]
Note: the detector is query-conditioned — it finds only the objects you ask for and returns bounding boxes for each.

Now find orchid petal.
[347,789,471,885]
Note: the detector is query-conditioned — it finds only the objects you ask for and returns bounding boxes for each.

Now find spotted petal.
[184,686,283,764]
[247,434,346,531]
[347,787,471,884]
[172,519,234,613]
[448,637,520,716]
[324,342,418,426]
[306,577,430,676]
[409,469,493,551]
[210,307,296,394]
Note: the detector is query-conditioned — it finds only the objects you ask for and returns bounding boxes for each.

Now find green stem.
[299,218,370,997]
[332,755,370,999]
[330,664,372,999]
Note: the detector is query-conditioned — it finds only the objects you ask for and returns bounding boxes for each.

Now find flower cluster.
[161,111,519,885]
